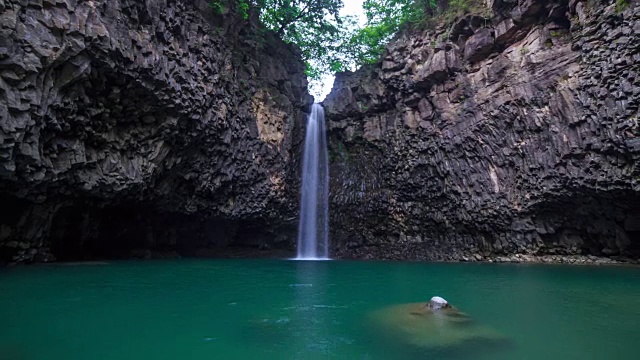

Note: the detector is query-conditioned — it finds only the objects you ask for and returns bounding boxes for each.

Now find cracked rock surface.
[0,0,311,263]
[323,0,640,262]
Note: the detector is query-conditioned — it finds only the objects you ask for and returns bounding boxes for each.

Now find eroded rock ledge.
[324,0,640,262]
[0,0,311,263]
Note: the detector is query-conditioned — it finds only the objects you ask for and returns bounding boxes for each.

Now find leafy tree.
[210,0,345,79]
[257,0,343,37]
[314,0,435,70]
[336,0,487,68]
[210,0,486,90]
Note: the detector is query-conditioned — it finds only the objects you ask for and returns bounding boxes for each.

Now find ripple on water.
[312,305,348,309]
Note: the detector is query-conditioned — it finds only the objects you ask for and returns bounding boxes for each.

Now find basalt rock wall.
[0,0,311,262]
[324,0,640,262]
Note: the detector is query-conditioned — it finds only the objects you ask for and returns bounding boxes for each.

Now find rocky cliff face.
[0,0,311,263]
[324,0,640,262]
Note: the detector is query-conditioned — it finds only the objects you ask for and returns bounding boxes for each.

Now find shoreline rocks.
[333,245,639,265]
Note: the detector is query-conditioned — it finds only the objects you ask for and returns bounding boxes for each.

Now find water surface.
[1,260,638,359]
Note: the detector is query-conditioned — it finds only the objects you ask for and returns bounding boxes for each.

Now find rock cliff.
[324,0,640,262]
[0,0,311,263]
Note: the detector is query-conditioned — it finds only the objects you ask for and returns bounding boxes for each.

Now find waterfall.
[296,104,330,260]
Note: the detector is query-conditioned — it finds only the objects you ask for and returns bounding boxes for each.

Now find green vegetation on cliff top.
[210,0,487,79]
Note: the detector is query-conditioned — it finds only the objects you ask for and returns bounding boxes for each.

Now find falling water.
[296,104,330,260]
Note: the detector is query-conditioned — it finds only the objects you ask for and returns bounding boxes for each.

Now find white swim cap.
[429,296,448,309]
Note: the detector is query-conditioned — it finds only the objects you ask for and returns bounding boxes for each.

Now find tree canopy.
[210,0,346,79]
[210,0,483,91]
[334,0,438,66]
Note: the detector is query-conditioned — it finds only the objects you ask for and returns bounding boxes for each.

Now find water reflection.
[289,261,333,359]
[239,261,336,358]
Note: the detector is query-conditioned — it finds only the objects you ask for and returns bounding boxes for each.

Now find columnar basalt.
[0,0,311,263]
[324,0,640,262]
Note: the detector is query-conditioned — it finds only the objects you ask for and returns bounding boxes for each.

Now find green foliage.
[615,0,628,13]
[336,0,488,69]
[209,0,250,19]
[337,0,437,65]
[238,0,250,19]
[441,0,490,21]
[209,1,344,79]
[209,0,225,14]
[269,0,344,79]
[209,1,489,86]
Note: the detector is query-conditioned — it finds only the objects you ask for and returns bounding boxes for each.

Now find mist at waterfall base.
[295,104,330,260]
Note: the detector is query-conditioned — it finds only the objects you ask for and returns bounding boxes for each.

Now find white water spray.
[296,104,329,260]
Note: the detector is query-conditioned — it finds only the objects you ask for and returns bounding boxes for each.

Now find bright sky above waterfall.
[311,0,366,102]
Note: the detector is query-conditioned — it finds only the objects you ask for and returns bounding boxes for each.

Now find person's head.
[427,296,451,310]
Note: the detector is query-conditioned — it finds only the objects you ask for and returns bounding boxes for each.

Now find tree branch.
[275,1,310,36]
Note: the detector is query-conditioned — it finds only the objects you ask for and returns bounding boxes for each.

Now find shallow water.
[1,259,639,359]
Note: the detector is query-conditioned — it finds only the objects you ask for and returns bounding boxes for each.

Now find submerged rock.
[370,299,506,349]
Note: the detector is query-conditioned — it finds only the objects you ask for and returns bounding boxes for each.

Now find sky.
[311,0,366,101]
